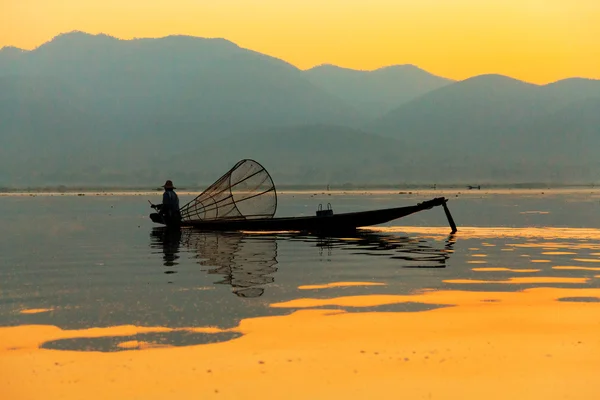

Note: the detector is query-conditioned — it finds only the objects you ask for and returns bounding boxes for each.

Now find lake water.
[1,189,600,399]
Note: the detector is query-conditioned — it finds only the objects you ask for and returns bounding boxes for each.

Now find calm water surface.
[1,190,599,331]
[1,190,600,398]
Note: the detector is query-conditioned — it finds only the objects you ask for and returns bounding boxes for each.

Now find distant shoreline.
[1,186,600,197]
[0,182,598,193]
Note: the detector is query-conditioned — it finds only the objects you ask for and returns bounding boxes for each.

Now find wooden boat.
[150,159,457,234]
[174,197,456,233]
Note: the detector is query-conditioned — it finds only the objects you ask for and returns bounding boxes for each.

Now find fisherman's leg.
[150,213,164,224]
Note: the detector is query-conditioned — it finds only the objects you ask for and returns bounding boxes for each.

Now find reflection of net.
[182,231,278,298]
[180,159,277,222]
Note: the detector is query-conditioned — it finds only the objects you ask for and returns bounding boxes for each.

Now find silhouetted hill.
[0,124,414,187]
[368,74,600,182]
[0,46,26,59]
[372,74,600,140]
[2,32,600,187]
[171,124,413,185]
[510,96,600,161]
[371,74,541,140]
[304,64,453,117]
[0,77,92,179]
[0,32,365,137]
[542,78,600,104]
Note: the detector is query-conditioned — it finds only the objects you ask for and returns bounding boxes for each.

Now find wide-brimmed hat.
[162,180,175,189]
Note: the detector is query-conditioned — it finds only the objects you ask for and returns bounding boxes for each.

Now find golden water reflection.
[19,308,54,315]
[2,286,600,399]
[553,266,600,271]
[472,267,541,273]
[4,226,600,399]
[370,226,600,241]
[444,277,589,284]
[298,282,386,290]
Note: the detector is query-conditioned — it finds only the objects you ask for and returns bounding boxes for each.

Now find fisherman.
[151,180,181,226]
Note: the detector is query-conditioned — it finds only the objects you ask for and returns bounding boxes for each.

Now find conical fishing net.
[180,159,277,222]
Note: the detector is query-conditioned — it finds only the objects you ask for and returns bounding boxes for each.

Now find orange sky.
[2,0,599,83]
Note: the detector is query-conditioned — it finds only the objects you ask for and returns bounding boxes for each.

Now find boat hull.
[154,197,452,233]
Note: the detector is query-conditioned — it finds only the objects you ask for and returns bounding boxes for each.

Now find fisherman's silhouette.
[150,180,182,227]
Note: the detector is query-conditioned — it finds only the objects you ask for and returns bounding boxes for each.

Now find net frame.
[179,159,277,222]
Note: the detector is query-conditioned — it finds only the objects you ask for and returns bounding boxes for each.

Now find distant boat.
[150,159,457,234]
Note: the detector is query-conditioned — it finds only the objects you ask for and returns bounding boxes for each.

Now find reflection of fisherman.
[160,229,182,267]
[150,228,182,271]
[151,180,181,227]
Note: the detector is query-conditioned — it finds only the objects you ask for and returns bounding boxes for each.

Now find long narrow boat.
[150,159,457,234]
[177,197,456,233]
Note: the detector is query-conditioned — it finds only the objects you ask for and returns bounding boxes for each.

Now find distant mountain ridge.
[304,64,454,117]
[1,31,599,187]
[368,73,600,182]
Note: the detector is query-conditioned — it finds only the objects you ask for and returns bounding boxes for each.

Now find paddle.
[442,200,458,234]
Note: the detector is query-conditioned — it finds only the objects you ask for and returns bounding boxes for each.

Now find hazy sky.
[2,0,599,83]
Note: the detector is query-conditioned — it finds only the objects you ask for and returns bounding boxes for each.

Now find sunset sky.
[2,0,599,83]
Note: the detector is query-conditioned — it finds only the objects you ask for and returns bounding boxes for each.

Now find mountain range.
[1,31,599,187]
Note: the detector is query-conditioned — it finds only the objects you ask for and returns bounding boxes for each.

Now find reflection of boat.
[151,228,278,297]
[181,230,278,298]
[150,159,458,234]
[151,228,456,297]
[307,232,455,269]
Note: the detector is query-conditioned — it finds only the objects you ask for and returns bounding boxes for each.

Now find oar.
[442,199,458,234]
